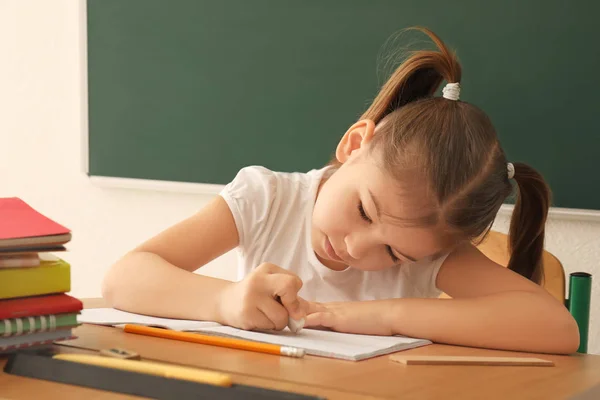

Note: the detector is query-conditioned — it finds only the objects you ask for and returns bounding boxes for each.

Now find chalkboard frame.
[83,0,600,219]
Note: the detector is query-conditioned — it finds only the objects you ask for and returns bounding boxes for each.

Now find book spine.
[0,255,40,268]
[0,261,70,299]
[0,333,76,353]
[2,315,57,337]
[0,295,83,320]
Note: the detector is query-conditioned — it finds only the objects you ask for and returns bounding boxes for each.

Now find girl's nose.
[344,231,372,260]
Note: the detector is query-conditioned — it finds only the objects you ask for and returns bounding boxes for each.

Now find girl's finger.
[304,300,326,315]
[246,308,276,331]
[258,297,289,331]
[305,311,336,329]
[268,274,304,319]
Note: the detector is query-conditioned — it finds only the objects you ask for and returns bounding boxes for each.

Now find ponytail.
[360,27,462,123]
[331,27,550,286]
[507,163,552,284]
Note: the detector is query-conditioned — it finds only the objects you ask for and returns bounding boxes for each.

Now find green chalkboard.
[87,0,600,210]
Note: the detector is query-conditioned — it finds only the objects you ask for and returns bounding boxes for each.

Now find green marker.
[566,272,592,353]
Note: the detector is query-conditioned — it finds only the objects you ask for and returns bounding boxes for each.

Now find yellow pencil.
[123,324,305,358]
[53,353,232,386]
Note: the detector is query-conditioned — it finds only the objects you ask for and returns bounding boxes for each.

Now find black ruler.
[4,350,326,400]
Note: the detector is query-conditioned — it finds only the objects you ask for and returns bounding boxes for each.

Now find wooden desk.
[2,299,600,400]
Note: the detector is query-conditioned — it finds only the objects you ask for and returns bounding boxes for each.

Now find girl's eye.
[358,202,372,223]
[358,201,398,263]
[387,246,400,263]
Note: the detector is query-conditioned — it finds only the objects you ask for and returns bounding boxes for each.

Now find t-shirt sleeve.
[404,252,451,298]
[219,166,278,253]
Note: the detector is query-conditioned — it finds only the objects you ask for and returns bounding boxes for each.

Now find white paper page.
[197,325,431,361]
[80,308,431,361]
[80,308,221,331]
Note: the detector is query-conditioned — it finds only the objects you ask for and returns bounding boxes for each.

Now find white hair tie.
[507,163,515,179]
[442,82,460,101]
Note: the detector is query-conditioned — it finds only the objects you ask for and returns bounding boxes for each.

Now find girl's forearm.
[102,251,232,322]
[390,292,579,354]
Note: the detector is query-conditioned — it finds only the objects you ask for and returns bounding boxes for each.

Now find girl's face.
[311,121,449,272]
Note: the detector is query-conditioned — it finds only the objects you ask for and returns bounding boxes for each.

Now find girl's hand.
[217,263,307,331]
[304,300,395,336]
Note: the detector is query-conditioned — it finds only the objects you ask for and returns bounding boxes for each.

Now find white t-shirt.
[219,166,448,303]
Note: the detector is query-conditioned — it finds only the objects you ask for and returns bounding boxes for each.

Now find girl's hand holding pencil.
[217,262,307,332]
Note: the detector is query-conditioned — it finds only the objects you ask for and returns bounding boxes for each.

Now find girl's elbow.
[561,315,581,354]
[101,265,119,307]
[101,254,135,307]
[549,311,580,355]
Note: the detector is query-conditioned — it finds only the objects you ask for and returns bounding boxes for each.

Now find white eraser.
[288,317,305,334]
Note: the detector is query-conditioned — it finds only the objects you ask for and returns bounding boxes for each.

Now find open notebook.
[79,308,431,361]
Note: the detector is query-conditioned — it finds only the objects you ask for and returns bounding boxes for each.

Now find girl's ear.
[335,119,376,163]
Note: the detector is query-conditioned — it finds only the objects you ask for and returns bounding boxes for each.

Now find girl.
[102,28,578,354]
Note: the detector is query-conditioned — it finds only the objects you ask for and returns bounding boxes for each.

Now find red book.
[0,294,83,319]
[0,198,71,249]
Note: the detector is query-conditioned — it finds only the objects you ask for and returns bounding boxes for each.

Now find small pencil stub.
[288,317,305,334]
[99,347,141,360]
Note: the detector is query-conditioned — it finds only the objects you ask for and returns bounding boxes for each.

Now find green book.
[0,313,79,336]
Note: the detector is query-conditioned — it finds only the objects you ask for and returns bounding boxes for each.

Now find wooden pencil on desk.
[122,324,306,358]
[390,355,554,366]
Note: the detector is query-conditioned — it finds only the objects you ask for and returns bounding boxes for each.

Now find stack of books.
[0,197,82,354]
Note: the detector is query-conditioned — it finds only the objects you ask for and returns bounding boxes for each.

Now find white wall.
[0,0,237,291]
[1,0,598,354]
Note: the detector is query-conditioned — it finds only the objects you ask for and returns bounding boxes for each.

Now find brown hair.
[349,27,551,283]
